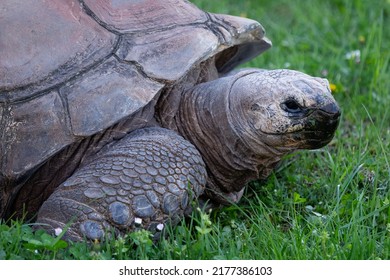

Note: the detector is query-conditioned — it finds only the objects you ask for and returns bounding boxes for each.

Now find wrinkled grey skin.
[0,0,340,241]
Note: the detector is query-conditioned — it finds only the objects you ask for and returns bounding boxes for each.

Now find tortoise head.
[228,69,340,151]
[175,68,340,201]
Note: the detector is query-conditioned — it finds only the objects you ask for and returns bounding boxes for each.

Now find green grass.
[1,0,389,259]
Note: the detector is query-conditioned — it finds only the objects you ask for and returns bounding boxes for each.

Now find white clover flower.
[156,223,164,231]
[134,217,142,226]
[345,50,361,63]
[54,227,63,236]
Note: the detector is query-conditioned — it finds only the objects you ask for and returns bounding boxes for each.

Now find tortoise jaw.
[301,103,341,149]
[283,102,340,149]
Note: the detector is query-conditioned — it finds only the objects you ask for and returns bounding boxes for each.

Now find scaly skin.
[36,127,206,241]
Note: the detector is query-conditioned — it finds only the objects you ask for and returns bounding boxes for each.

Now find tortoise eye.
[281,99,302,114]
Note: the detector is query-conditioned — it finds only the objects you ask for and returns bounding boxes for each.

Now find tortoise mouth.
[290,107,341,149]
[298,127,339,149]
[261,106,340,149]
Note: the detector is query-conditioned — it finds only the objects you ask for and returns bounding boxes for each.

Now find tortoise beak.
[302,102,341,149]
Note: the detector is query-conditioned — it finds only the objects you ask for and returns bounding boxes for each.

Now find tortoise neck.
[176,79,283,204]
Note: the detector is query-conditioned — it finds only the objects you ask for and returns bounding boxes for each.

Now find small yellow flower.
[358,35,366,44]
[329,83,337,92]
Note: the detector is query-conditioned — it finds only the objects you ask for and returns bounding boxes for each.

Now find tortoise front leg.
[36,127,207,241]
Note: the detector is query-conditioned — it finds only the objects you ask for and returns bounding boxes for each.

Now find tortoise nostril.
[319,103,341,119]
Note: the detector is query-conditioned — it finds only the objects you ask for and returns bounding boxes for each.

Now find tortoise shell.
[0,0,270,184]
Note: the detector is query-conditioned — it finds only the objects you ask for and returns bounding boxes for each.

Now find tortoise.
[0,0,340,241]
